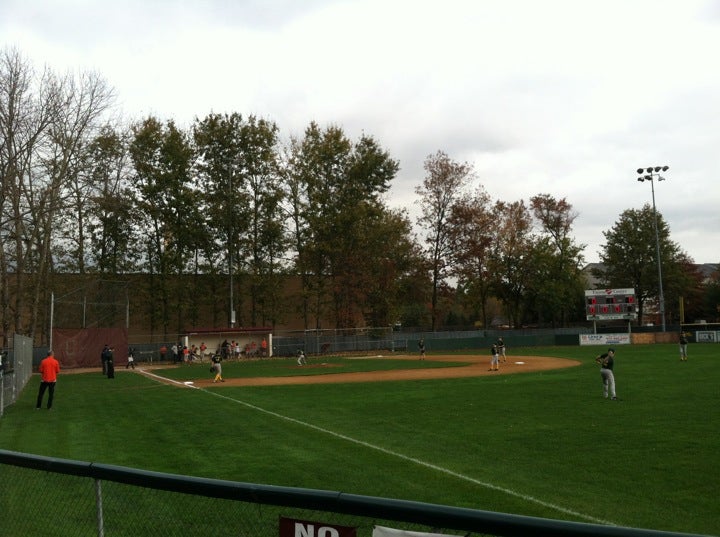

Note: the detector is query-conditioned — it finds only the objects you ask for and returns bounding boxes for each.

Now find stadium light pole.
[228,170,236,328]
[636,165,669,332]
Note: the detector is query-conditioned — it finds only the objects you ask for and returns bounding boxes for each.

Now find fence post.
[95,478,105,537]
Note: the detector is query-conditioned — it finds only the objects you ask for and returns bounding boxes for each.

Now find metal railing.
[0,449,707,537]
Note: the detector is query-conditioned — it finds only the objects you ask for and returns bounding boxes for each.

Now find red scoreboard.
[585,288,637,321]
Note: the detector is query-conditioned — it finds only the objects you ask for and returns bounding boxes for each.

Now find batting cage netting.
[51,280,129,369]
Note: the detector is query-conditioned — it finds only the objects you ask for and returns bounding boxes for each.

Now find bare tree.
[30,69,114,337]
[447,186,495,327]
[0,47,114,342]
[0,48,55,341]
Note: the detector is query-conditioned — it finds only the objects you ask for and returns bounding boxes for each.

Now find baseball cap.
[608,348,615,352]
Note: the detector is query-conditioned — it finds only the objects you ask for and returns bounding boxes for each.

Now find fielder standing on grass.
[679,331,689,361]
[595,348,618,400]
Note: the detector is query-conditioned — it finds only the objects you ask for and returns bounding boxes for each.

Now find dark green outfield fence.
[270,329,587,358]
[0,449,708,537]
[410,332,578,351]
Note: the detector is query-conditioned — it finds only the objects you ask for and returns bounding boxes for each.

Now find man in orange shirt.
[36,350,61,410]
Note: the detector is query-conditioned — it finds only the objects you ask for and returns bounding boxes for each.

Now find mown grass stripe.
[140,367,614,526]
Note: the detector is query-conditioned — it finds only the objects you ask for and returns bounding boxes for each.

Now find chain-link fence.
[0,449,705,537]
[272,327,396,357]
[114,327,593,365]
[0,334,34,417]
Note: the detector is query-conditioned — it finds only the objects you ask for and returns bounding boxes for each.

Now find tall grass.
[1,344,718,535]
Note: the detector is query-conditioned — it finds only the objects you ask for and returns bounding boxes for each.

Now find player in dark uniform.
[489,344,499,371]
[679,332,689,361]
[595,348,617,400]
[211,354,224,382]
[496,337,506,362]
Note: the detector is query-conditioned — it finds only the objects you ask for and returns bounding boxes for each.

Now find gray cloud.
[2,0,718,264]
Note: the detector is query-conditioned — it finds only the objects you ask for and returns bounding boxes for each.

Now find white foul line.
[138,368,614,526]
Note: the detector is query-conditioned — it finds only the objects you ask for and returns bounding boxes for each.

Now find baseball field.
[0,344,718,535]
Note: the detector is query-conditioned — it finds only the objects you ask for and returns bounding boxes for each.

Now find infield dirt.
[166,354,581,388]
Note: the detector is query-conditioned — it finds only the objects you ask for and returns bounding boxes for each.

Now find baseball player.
[211,354,224,383]
[496,337,506,362]
[679,332,689,361]
[297,349,307,366]
[489,344,499,371]
[595,348,617,400]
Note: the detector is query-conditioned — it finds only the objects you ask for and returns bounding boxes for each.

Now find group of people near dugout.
[219,338,268,359]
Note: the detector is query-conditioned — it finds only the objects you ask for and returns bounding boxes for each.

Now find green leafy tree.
[192,112,246,326]
[284,122,400,328]
[282,137,313,327]
[83,125,138,275]
[194,113,287,328]
[296,123,353,328]
[129,117,197,336]
[234,116,286,327]
[597,204,689,326]
[528,194,586,326]
[676,260,712,324]
[701,269,720,322]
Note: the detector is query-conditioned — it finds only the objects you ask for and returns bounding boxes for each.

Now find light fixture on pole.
[636,165,669,332]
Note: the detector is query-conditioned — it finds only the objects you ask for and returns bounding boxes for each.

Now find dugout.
[183,327,272,359]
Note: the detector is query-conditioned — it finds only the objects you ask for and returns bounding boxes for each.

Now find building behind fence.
[0,449,705,537]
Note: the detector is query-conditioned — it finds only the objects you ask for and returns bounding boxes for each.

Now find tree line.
[1,48,717,344]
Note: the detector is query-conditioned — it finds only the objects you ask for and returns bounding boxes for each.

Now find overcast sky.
[2,0,719,264]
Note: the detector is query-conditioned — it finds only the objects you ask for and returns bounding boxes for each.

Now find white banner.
[579,333,631,346]
[696,331,718,343]
[373,526,461,537]
[584,288,635,296]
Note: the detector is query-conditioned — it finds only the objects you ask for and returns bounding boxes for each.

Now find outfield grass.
[1,344,718,535]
